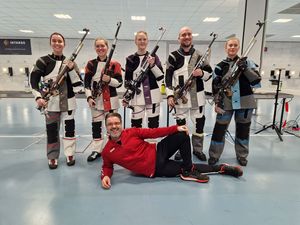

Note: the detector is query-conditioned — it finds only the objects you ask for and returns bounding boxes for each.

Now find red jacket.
[101,125,178,179]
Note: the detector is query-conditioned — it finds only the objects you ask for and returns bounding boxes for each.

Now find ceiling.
[0,0,299,42]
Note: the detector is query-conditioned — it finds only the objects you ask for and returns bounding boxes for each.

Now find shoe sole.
[87,156,100,162]
[180,174,209,183]
[48,165,58,169]
[67,161,75,166]
[87,158,96,162]
[234,166,243,177]
[220,164,243,177]
[223,168,243,177]
[87,153,101,162]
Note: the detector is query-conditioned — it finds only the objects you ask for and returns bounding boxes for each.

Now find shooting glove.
[237,57,248,71]
[212,76,222,95]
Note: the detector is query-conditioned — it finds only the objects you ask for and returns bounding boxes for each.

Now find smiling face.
[105,115,123,141]
[135,31,148,53]
[50,33,65,56]
[225,38,240,59]
[94,38,108,59]
[178,27,193,49]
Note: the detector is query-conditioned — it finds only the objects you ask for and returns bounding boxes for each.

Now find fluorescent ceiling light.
[203,17,220,22]
[134,32,137,36]
[54,14,72,19]
[273,19,292,23]
[19,29,34,33]
[131,16,146,21]
[78,30,90,34]
[291,35,300,38]
[192,33,199,37]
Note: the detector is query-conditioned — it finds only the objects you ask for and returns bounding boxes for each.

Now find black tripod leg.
[255,124,273,134]
[274,125,283,141]
[279,98,286,134]
[255,69,284,142]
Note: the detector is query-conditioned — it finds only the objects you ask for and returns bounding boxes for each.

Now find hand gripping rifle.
[122,27,166,109]
[169,32,218,113]
[92,21,122,98]
[38,28,89,112]
[214,21,265,108]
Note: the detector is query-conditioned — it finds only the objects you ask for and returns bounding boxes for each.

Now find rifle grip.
[181,96,188,104]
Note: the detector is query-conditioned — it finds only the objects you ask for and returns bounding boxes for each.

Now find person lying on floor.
[100,112,243,189]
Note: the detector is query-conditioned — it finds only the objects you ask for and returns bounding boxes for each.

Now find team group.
[30,25,261,186]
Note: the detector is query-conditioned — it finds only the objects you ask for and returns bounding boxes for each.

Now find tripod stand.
[255,68,283,141]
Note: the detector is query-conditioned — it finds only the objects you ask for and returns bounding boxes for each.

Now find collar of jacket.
[49,53,65,61]
[225,55,239,62]
[178,45,195,56]
[97,56,108,62]
[134,51,149,57]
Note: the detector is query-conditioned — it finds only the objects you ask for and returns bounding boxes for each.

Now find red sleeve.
[136,125,178,140]
[110,60,123,85]
[100,145,114,180]
[111,61,122,75]
[84,60,95,89]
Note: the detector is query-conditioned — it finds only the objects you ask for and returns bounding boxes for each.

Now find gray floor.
[0,95,300,225]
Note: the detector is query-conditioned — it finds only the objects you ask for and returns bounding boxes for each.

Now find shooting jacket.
[84,57,122,111]
[30,54,82,112]
[213,56,261,110]
[165,46,212,108]
[125,52,164,105]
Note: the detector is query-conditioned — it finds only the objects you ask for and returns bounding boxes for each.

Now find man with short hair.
[100,112,242,189]
[165,26,213,162]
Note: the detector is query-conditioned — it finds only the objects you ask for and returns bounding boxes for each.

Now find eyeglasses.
[106,122,121,127]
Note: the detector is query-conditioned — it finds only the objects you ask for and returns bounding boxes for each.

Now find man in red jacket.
[101,112,242,189]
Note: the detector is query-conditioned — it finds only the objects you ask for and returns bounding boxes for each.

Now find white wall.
[0,37,300,93]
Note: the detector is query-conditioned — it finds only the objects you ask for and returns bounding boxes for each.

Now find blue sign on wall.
[0,39,32,55]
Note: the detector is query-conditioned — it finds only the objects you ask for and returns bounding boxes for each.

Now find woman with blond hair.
[124,31,164,128]
[84,37,123,162]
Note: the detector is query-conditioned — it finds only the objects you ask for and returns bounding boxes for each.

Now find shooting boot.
[66,156,75,166]
[237,157,248,166]
[87,139,103,162]
[48,159,58,170]
[219,164,243,177]
[192,134,206,161]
